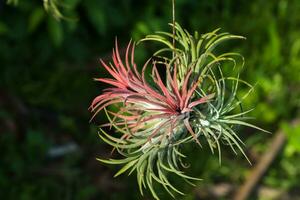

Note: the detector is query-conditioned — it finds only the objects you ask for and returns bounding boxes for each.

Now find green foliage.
[283,122,300,156]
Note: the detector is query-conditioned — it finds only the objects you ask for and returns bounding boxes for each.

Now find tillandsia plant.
[90,22,268,199]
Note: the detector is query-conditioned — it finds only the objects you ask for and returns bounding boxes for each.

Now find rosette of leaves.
[90,23,268,199]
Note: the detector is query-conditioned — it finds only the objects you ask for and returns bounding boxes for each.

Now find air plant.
[90,23,268,199]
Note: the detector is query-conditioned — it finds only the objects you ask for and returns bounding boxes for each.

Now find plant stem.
[172,0,176,56]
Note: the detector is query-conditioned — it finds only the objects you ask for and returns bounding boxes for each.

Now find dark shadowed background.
[0,0,299,199]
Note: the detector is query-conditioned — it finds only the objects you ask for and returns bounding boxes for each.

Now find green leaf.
[114,159,138,177]
[47,17,63,46]
[83,0,107,35]
[282,122,300,154]
[28,8,45,33]
[217,119,270,133]
[0,21,9,35]
[96,156,138,165]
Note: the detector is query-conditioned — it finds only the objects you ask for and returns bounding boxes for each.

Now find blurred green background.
[0,0,299,199]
